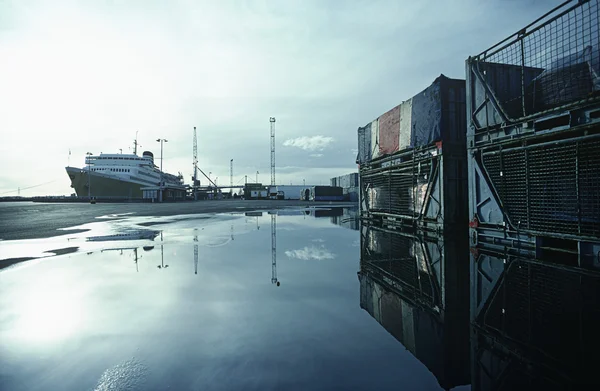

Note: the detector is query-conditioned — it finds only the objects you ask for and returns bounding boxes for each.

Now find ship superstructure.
[65,138,184,198]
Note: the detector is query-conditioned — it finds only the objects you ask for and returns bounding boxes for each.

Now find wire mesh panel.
[469,0,600,127]
[479,258,600,372]
[360,154,436,219]
[362,227,439,306]
[480,132,600,238]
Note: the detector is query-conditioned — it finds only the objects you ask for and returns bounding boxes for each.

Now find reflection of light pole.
[303,179,305,186]
[86,152,93,198]
[194,228,198,275]
[230,159,233,194]
[158,231,168,269]
[156,138,168,202]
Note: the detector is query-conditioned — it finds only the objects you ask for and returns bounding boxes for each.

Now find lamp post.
[157,232,168,269]
[256,171,259,183]
[156,138,168,202]
[86,152,93,199]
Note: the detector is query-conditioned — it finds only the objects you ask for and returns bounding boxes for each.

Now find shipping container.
[357,75,466,165]
[358,75,467,231]
[270,185,304,200]
[309,186,344,201]
[470,250,600,389]
[360,142,467,232]
[466,0,600,148]
[468,130,600,248]
[467,0,600,253]
[359,224,470,390]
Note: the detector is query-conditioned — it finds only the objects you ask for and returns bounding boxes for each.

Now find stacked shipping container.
[358,223,470,390]
[466,0,600,268]
[469,2,600,387]
[357,75,468,233]
[330,173,359,202]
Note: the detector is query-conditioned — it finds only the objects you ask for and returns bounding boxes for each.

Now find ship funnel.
[142,151,154,164]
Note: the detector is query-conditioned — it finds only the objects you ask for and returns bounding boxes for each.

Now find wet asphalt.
[0,200,351,241]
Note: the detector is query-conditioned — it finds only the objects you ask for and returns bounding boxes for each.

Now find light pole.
[230,159,233,195]
[256,171,259,183]
[156,138,168,202]
[157,232,168,269]
[86,152,93,199]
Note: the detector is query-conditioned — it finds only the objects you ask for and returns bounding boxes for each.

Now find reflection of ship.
[358,224,470,390]
[66,136,184,198]
[87,229,160,242]
[471,252,600,389]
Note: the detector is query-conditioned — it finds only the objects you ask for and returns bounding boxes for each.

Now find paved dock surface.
[0,200,351,241]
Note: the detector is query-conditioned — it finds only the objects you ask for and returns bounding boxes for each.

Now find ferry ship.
[65,139,185,198]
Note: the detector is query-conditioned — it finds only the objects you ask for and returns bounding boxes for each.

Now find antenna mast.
[133,131,141,155]
[270,117,276,186]
[193,126,199,200]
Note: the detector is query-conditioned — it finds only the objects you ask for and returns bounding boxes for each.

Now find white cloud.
[309,154,323,158]
[283,136,334,152]
[285,245,335,261]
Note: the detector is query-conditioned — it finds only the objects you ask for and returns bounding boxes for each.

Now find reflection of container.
[471,251,600,389]
[359,224,470,390]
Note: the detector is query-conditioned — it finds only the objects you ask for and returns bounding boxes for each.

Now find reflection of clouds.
[312,238,325,243]
[285,246,335,260]
[352,239,359,247]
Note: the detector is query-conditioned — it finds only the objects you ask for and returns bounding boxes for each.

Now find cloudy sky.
[0,0,553,196]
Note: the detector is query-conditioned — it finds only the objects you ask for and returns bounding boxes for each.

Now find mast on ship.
[133,131,141,156]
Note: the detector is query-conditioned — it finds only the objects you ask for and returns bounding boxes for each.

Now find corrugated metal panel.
[399,98,413,150]
[378,105,401,156]
[371,119,380,159]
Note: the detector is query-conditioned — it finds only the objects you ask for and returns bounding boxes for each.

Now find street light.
[86,152,93,199]
[156,138,168,201]
[256,171,259,183]
[157,232,169,269]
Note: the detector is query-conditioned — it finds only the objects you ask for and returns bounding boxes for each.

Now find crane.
[270,117,276,187]
[192,126,199,200]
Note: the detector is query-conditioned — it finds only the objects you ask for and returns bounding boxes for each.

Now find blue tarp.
[410,76,443,147]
